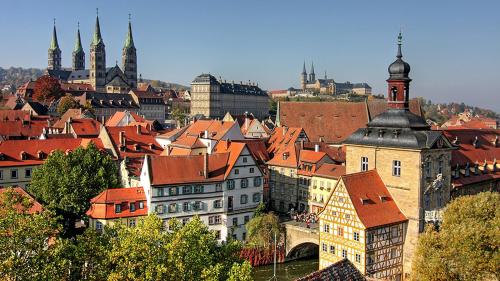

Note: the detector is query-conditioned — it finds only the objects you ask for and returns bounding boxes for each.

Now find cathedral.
[46,12,137,94]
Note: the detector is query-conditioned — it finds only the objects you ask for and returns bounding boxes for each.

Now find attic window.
[20,151,28,160]
[379,195,389,202]
[148,143,155,150]
[360,198,371,205]
[0,153,4,160]
[134,144,140,151]
[282,152,289,160]
[378,129,384,138]
[37,150,45,159]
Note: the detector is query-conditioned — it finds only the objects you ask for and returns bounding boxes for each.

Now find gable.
[319,179,364,227]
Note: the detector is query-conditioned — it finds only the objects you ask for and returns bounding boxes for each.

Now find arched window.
[391,86,398,101]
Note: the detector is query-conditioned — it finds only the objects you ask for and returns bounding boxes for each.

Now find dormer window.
[465,162,470,177]
[115,204,122,213]
[282,152,289,160]
[130,202,136,212]
[37,150,45,159]
[133,144,140,151]
[379,195,389,202]
[20,151,27,160]
[0,153,4,160]
[474,163,479,175]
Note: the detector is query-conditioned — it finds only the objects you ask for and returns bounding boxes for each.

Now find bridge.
[283,221,319,260]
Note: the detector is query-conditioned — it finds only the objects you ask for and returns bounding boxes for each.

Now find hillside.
[0,66,189,92]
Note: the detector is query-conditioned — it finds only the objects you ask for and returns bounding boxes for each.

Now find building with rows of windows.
[140,141,263,241]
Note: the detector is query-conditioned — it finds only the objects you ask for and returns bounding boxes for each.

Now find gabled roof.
[0,187,43,214]
[86,187,147,219]
[147,153,230,185]
[323,170,407,229]
[0,110,30,121]
[0,138,104,167]
[183,120,239,140]
[443,129,500,167]
[233,139,270,165]
[213,140,249,178]
[105,126,163,159]
[53,108,85,129]
[266,127,306,168]
[105,111,145,127]
[295,258,367,281]
[313,163,346,179]
[70,119,101,137]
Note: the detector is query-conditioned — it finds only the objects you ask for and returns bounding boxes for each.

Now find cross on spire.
[96,8,99,16]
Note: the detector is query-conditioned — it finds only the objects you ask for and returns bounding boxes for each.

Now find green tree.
[29,143,119,236]
[245,212,281,248]
[0,188,60,280]
[171,106,187,128]
[412,192,500,281]
[57,95,81,116]
[227,261,253,281]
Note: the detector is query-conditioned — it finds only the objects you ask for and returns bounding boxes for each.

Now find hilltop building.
[46,12,138,93]
[190,74,269,120]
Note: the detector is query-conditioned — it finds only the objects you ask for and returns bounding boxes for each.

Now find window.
[391,248,397,259]
[156,204,164,214]
[240,194,248,204]
[438,159,444,174]
[338,227,344,237]
[139,201,144,209]
[424,194,430,209]
[241,178,248,188]
[393,160,401,177]
[243,157,247,163]
[361,157,368,172]
[193,201,203,211]
[115,204,122,213]
[227,180,235,190]
[213,200,222,209]
[354,232,359,241]
[322,243,327,252]
[25,168,31,178]
[367,255,374,265]
[242,232,246,241]
[215,230,221,240]
[209,215,221,225]
[324,224,330,233]
[129,219,136,228]
[342,249,347,258]
[425,160,432,178]
[254,177,262,187]
[228,196,233,210]
[355,253,361,263]
[130,202,136,212]
[96,221,103,230]
[0,170,3,180]
[232,217,238,226]
[183,202,191,212]
[216,183,223,192]
[244,215,250,224]
[168,203,177,213]
[234,169,239,175]
[182,186,192,194]
[249,167,254,173]
[194,185,204,193]
[252,193,261,203]
[182,218,189,225]
[169,187,178,196]
[10,169,18,179]
[367,233,374,244]
[329,245,335,254]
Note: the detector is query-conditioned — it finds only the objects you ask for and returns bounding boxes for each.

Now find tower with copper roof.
[48,19,62,70]
[90,9,106,91]
[122,14,137,89]
[72,22,85,71]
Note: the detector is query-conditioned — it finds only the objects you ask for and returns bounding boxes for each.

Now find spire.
[324,70,327,80]
[50,18,60,50]
[92,9,103,46]
[124,13,135,49]
[302,61,307,75]
[310,61,315,74]
[396,31,403,59]
[73,22,83,53]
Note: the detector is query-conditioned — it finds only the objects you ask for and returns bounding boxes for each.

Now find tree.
[33,75,63,103]
[227,261,253,281]
[171,106,187,128]
[412,192,500,281]
[245,212,281,248]
[29,143,119,236]
[0,188,60,280]
[57,95,81,116]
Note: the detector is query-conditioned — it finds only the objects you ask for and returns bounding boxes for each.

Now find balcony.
[425,209,443,223]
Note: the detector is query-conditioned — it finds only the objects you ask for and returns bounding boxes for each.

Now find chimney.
[136,125,141,135]
[493,135,498,147]
[314,144,320,152]
[204,130,208,139]
[300,140,304,150]
[203,153,208,179]
[101,116,105,124]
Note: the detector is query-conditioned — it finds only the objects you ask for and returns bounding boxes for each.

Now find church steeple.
[309,61,316,82]
[302,61,307,75]
[48,19,62,70]
[387,32,411,110]
[72,22,85,71]
[122,13,137,88]
[90,8,106,91]
[300,61,308,90]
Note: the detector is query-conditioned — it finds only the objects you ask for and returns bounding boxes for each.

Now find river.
[252,258,319,281]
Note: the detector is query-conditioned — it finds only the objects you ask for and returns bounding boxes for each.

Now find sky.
[0,0,499,111]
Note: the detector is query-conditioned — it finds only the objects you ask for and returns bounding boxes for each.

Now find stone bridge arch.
[284,221,319,260]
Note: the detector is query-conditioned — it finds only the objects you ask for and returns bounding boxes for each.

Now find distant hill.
[0,66,189,92]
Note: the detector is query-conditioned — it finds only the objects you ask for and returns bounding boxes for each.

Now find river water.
[252,258,319,281]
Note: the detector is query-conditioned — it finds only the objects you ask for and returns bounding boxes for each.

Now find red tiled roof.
[105,111,146,127]
[183,120,238,140]
[147,153,230,185]
[53,109,84,129]
[213,140,248,178]
[442,129,500,166]
[303,142,346,163]
[300,150,327,163]
[366,99,423,119]
[70,119,101,137]
[0,110,30,121]
[233,139,270,165]
[86,187,147,219]
[328,170,407,229]
[0,138,104,167]
[60,82,94,92]
[266,127,306,168]
[313,163,346,179]
[0,187,43,214]
[169,135,206,149]
[105,126,163,159]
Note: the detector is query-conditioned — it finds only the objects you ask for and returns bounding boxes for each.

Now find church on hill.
[46,11,138,94]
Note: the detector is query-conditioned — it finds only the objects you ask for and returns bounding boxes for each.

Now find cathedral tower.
[300,61,307,90]
[90,11,106,91]
[122,14,137,89]
[387,32,411,110]
[72,23,85,71]
[308,61,315,83]
[48,20,62,70]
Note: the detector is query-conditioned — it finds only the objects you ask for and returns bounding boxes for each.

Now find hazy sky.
[1,0,499,111]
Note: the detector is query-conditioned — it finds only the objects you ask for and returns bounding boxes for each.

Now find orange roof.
[313,163,346,179]
[169,135,206,149]
[233,139,270,165]
[53,109,84,129]
[105,126,163,159]
[443,129,500,166]
[213,140,248,178]
[147,153,230,185]
[105,111,146,127]
[0,187,43,214]
[300,150,327,163]
[70,119,101,137]
[86,187,147,219]
[0,110,30,121]
[183,120,237,140]
[327,170,407,229]
[266,127,306,168]
[60,82,94,92]
[0,138,104,167]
